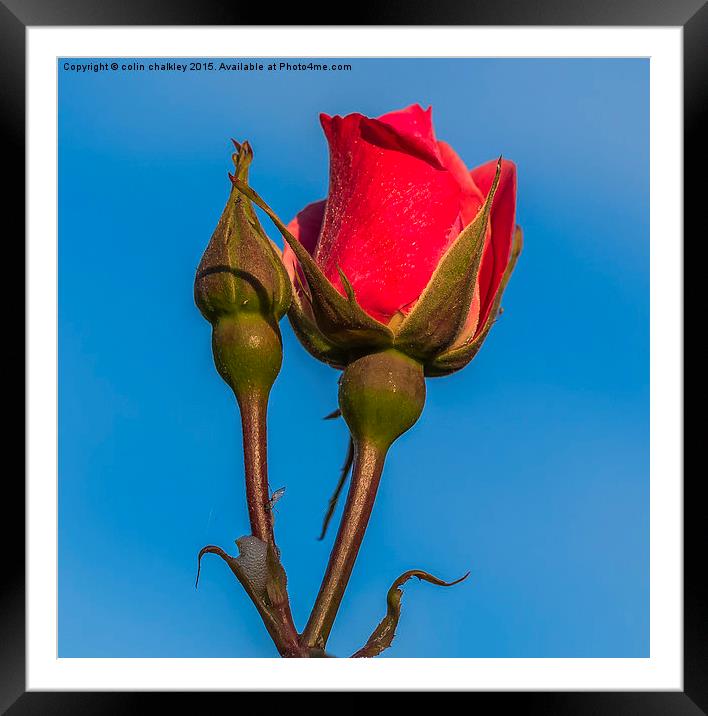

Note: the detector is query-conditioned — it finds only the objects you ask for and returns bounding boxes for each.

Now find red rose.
[235,104,521,375]
[284,104,518,341]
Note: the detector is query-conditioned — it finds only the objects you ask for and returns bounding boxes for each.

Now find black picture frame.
[3,1,698,712]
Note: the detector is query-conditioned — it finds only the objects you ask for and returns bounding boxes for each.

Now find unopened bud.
[194,141,291,400]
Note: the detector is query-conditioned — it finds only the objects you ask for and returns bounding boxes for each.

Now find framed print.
[4,0,700,712]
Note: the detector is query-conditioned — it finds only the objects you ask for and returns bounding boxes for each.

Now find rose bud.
[235,104,521,377]
[194,140,291,401]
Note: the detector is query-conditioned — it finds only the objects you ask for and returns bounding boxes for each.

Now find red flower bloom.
[283,104,517,343]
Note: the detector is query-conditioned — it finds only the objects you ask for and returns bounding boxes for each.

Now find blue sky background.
[58,58,649,658]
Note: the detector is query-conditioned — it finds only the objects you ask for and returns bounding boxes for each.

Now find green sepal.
[393,159,502,361]
[351,569,469,658]
[233,180,394,351]
[229,138,253,184]
[426,224,523,377]
[287,293,349,369]
[194,141,292,325]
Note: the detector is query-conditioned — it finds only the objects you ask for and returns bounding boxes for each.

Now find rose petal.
[364,104,445,169]
[283,199,326,289]
[315,109,463,322]
[437,140,486,227]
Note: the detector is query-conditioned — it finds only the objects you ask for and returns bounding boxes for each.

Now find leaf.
[351,569,470,658]
[427,224,523,376]
[394,159,502,360]
[233,180,393,350]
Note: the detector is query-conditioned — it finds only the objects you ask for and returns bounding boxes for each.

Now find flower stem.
[239,391,275,545]
[300,349,425,652]
[301,438,387,650]
[238,390,301,654]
